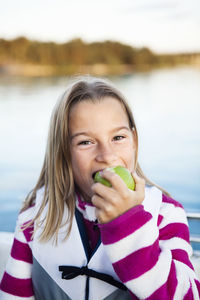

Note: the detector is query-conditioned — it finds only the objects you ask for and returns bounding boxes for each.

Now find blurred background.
[0,0,200,247]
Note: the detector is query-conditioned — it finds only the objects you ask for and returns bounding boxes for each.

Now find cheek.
[70,150,79,175]
[70,150,89,179]
[71,154,82,172]
[120,139,136,155]
[121,141,136,166]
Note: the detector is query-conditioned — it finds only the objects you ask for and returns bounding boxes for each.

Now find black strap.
[59,265,127,291]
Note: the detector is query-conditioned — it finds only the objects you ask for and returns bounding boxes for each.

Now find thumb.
[132,171,146,192]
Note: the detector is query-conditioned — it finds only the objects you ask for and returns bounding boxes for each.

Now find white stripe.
[13,211,34,248]
[159,237,193,256]
[12,232,33,251]
[14,229,33,249]
[191,277,200,300]
[6,256,32,279]
[28,240,33,249]
[104,218,158,263]
[125,247,172,299]
[18,206,36,225]
[143,186,162,223]
[159,205,188,229]
[0,290,35,300]
[173,260,197,300]
[14,228,28,244]
[14,206,35,243]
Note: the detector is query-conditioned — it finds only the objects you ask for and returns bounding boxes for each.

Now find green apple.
[94,166,135,190]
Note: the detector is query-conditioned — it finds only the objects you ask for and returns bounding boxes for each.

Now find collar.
[75,193,97,222]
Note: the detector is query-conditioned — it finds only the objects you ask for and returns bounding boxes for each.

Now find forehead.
[69,97,129,132]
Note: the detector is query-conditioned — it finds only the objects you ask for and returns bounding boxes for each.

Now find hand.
[91,170,145,224]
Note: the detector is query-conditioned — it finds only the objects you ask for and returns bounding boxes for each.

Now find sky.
[0,0,200,54]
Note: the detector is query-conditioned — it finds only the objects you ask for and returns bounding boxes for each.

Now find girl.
[0,76,199,300]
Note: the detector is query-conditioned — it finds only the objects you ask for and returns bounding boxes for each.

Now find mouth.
[92,171,98,180]
[92,165,126,180]
[92,169,103,180]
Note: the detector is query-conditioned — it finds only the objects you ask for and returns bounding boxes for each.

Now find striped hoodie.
[0,188,200,299]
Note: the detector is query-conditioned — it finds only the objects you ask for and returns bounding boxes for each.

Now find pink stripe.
[162,194,183,208]
[129,291,139,299]
[159,223,190,242]
[195,279,200,298]
[0,272,34,297]
[146,260,177,299]
[11,238,33,263]
[100,205,152,244]
[83,218,100,251]
[157,214,163,227]
[77,193,87,210]
[113,239,160,282]
[76,192,93,209]
[171,249,194,270]
[21,221,34,242]
[183,282,194,300]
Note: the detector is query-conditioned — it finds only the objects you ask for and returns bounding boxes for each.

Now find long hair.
[21,75,170,242]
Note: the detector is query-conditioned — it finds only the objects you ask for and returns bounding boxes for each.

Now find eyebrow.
[70,126,131,140]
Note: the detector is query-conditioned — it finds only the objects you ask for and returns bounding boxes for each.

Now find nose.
[95,142,117,165]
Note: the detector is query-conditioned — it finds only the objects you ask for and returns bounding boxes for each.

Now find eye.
[113,135,125,141]
[78,140,92,145]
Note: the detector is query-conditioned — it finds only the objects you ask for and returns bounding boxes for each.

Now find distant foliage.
[0,37,156,65]
[0,37,198,71]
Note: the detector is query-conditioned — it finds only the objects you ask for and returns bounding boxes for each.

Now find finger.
[131,172,145,204]
[92,182,114,201]
[92,182,121,210]
[99,169,128,192]
[91,193,106,210]
[92,194,116,224]
[132,172,145,190]
[95,208,106,224]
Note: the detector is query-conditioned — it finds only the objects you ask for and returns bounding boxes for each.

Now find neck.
[75,186,92,203]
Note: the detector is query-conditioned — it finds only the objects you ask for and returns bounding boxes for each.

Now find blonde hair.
[21,75,170,242]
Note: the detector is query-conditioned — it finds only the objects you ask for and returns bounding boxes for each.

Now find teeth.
[106,167,115,173]
[92,167,113,179]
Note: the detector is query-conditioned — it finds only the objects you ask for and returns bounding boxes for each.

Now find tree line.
[0,37,199,74]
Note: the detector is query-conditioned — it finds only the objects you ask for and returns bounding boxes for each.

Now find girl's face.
[69,97,136,202]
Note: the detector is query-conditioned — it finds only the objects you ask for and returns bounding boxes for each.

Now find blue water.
[0,68,200,251]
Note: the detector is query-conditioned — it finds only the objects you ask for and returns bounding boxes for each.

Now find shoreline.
[0,63,199,77]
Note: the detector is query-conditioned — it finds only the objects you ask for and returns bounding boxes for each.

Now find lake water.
[0,66,200,235]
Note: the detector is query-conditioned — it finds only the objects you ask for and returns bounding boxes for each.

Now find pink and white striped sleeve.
[0,208,35,300]
[99,194,200,299]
